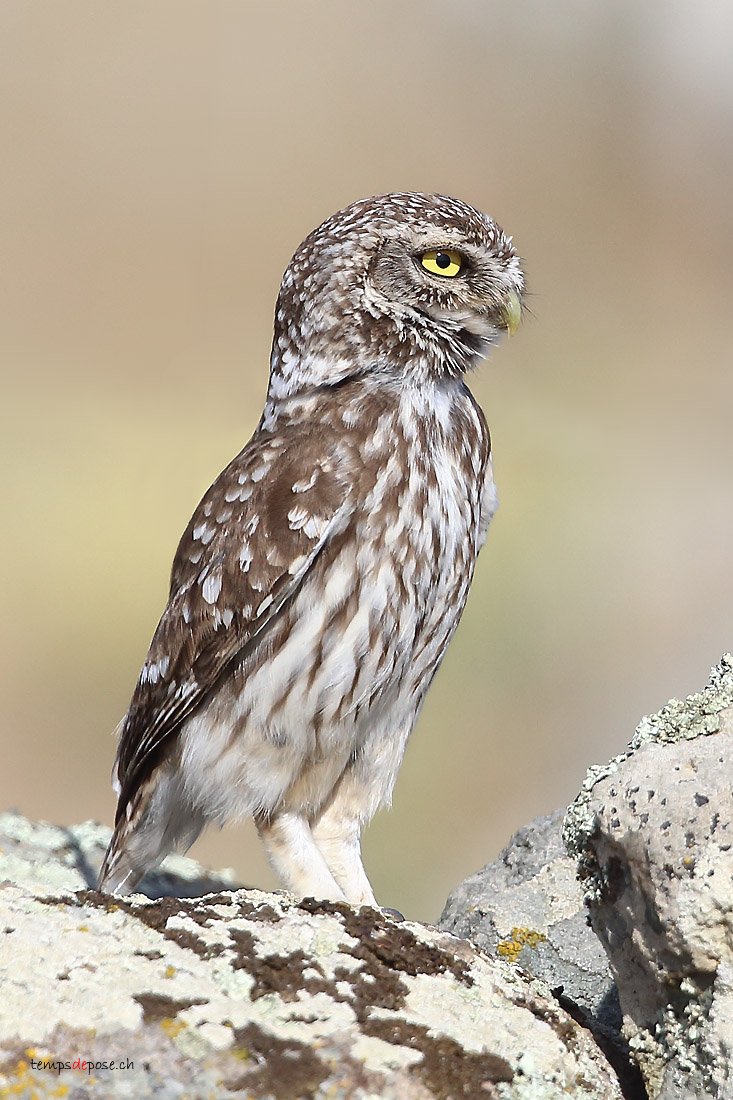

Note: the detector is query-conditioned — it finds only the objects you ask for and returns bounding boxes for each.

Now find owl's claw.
[380,906,405,922]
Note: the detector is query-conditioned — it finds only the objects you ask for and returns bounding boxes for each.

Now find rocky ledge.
[2,655,733,1099]
[0,815,619,1100]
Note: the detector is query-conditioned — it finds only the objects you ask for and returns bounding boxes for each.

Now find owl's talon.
[380,907,405,922]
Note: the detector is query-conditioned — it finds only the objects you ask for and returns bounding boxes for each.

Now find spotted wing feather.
[113,424,353,824]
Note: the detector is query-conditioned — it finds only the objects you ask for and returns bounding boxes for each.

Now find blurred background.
[2,0,732,921]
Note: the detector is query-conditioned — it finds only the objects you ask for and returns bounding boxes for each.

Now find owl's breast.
[317,379,491,717]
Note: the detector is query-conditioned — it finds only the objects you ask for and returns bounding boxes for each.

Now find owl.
[98,192,524,906]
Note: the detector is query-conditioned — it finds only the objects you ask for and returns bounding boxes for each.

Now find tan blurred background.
[2,0,732,921]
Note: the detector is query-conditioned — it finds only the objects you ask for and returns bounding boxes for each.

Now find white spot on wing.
[256,594,274,616]
[288,554,308,575]
[202,570,222,604]
[288,506,309,530]
[302,515,325,539]
[216,607,234,628]
[292,470,318,493]
[239,542,253,572]
[288,506,326,540]
[140,655,170,685]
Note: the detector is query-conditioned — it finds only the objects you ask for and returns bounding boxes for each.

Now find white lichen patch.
[0,889,147,1037]
[351,1032,423,1073]
[632,653,733,749]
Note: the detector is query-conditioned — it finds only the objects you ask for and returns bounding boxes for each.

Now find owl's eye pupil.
[435,252,451,269]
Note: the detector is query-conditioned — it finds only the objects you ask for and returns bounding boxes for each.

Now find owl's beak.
[499,290,522,338]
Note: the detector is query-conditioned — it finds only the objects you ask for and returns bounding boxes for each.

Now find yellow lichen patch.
[1,1058,35,1098]
[497,927,547,963]
[1,1059,28,1095]
[160,1017,187,1040]
[0,1057,71,1099]
[164,964,176,979]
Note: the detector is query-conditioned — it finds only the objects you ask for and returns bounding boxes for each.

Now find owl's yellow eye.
[420,250,463,277]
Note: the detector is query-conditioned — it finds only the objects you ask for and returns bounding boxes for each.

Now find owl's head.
[269,192,524,399]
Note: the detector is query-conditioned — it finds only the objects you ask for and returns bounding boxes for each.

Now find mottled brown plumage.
[99,192,524,904]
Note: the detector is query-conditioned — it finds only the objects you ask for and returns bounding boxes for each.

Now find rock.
[438,810,643,1098]
[0,815,624,1099]
[439,810,615,1020]
[0,810,241,899]
[564,654,733,1100]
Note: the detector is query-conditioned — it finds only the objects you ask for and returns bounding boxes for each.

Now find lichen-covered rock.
[0,810,240,898]
[564,654,733,1100]
[0,815,624,1099]
[437,811,646,1097]
[439,810,616,1024]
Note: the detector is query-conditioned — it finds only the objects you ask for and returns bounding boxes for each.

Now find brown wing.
[113,421,354,823]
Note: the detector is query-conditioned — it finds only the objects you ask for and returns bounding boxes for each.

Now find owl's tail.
[98,767,205,894]
[98,823,150,895]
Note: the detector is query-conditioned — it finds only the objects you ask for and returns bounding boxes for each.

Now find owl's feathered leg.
[256,810,347,902]
[310,804,377,907]
[310,720,415,907]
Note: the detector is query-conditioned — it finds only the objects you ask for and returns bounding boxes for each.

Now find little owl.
[99,192,524,906]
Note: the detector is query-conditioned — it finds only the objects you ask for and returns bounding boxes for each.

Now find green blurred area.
[2,0,733,920]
